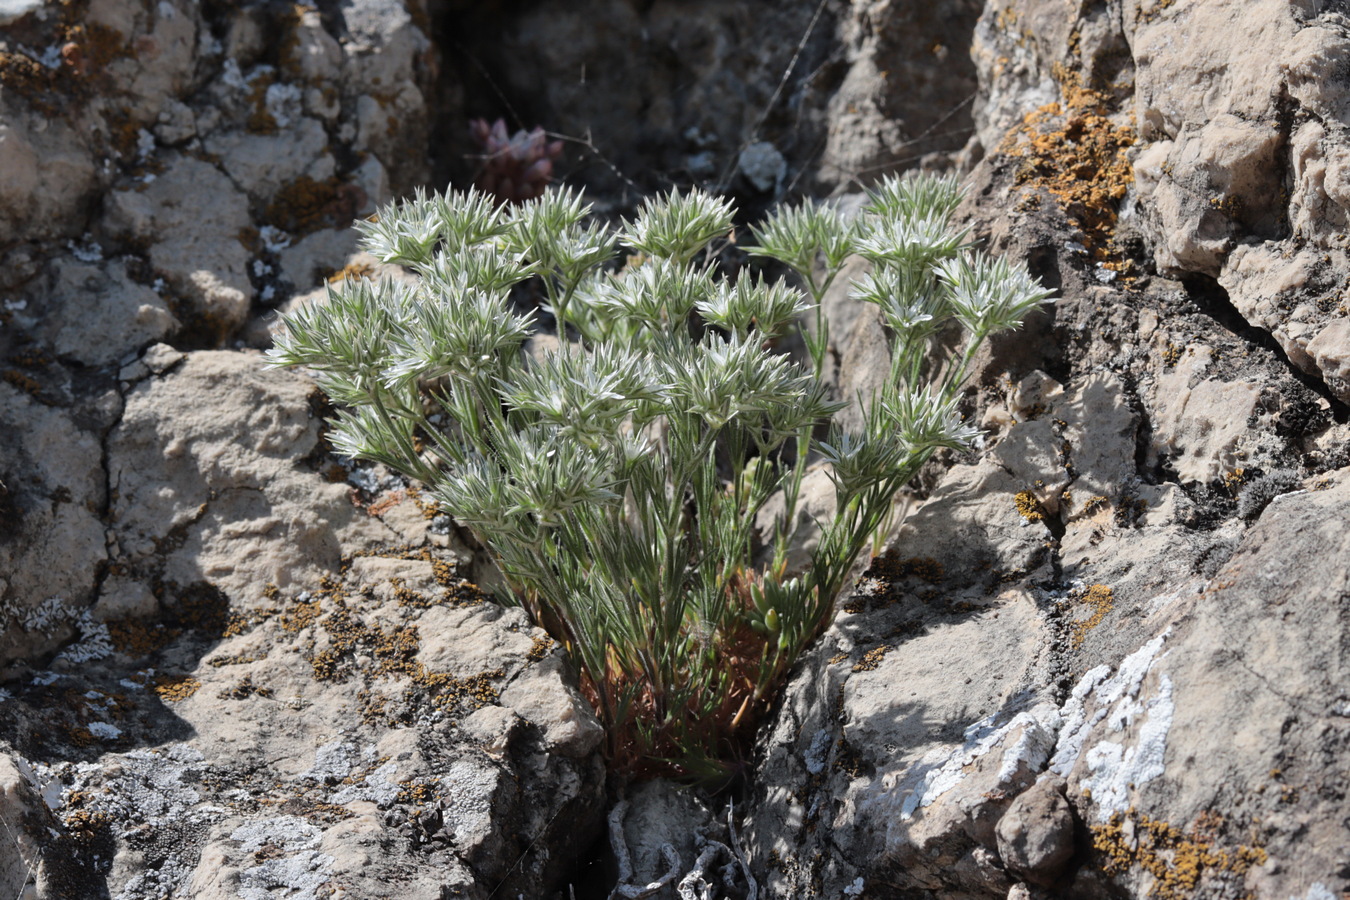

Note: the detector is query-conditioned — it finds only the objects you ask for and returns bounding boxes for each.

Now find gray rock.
[995,775,1075,887]
[103,156,254,340]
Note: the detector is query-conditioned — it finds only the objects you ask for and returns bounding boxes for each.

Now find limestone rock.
[106,350,395,601]
[0,382,109,674]
[32,258,178,368]
[103,157,254,340]
[0,98,101,248]
[995,775,1075,887]
[0,521,605,899]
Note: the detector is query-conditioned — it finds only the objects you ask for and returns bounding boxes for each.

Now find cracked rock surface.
[3,0,1350,898]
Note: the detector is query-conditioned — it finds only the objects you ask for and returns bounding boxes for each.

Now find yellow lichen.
[1014,490,1046,522]
[852,645,890,673]
[1092,811,1267,900]
[1071,584,1115,646]
[152,674,201,702]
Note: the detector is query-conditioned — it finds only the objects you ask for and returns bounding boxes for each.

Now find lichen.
[1072,584,1115,646]
[851,645,890,672]
[151,674,200,703]
[997,66,1136,264]
[1014,490,1046,522]
[1092,810,1267,900]
[264,175,364,236]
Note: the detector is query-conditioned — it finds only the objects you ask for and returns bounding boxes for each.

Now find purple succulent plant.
[469,118,564,204]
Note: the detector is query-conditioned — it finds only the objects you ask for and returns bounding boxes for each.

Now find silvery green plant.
[267,175,1051,780]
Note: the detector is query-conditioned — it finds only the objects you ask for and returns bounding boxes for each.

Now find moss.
[1092,810,1267,900]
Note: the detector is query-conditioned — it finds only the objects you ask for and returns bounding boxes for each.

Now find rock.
[0,382,109,675]
[0,517,606,899]
[200,119,336,205]
[102,157,254,340]
[754,465,838,574]
[995,775,1075,887]
[738,141,786,193]
[619,780,714,895]
[818,0,985,186]
[0,0,43,25]
[340,0,436,193]
[84,0,200,122]
[32,258,178,367]
[106,350,394,599]
[1148,345,1266,484]
[278,228,362,292]
[0,753,56,897]
[0,97,101,247]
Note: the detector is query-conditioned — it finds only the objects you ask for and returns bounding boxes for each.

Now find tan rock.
[103,157,254,339]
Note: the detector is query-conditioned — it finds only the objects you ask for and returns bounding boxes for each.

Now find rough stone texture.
[0,544,605,899]
[103,156,255,338]
[446,0,982,200]
[814,0,986,188]
[994,775,1075,887]
[744,79,1346,893]
[106,351,397,601]
[31,258,178,368]
[972,0,1350,403]
[0,380,111,675]
[5,0,1350,897]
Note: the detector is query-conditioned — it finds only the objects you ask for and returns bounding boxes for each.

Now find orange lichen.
[852,645,890,672]
[327,260,376,283]
[107,618,175,657]
[264,175,365,236]
[151,674,201,702]
[1092,811,1267,900]
[527,634,554,661]
[998,66,1136,259]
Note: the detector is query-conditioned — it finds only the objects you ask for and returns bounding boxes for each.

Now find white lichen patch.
[264,82,304,129]
[1048,631,1174,821]
[87,721,123,741]
[302,740,357,783]
[438,759,502,847]
[56,611,113,664]
[115,858,196,900]
[329,760,400,807]
[1080,675,1173,818]
[232,817,335,900]
[19,599,113,664]
[889,704,1060,820]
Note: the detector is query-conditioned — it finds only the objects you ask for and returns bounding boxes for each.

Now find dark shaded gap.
[1180,273,1350,423]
